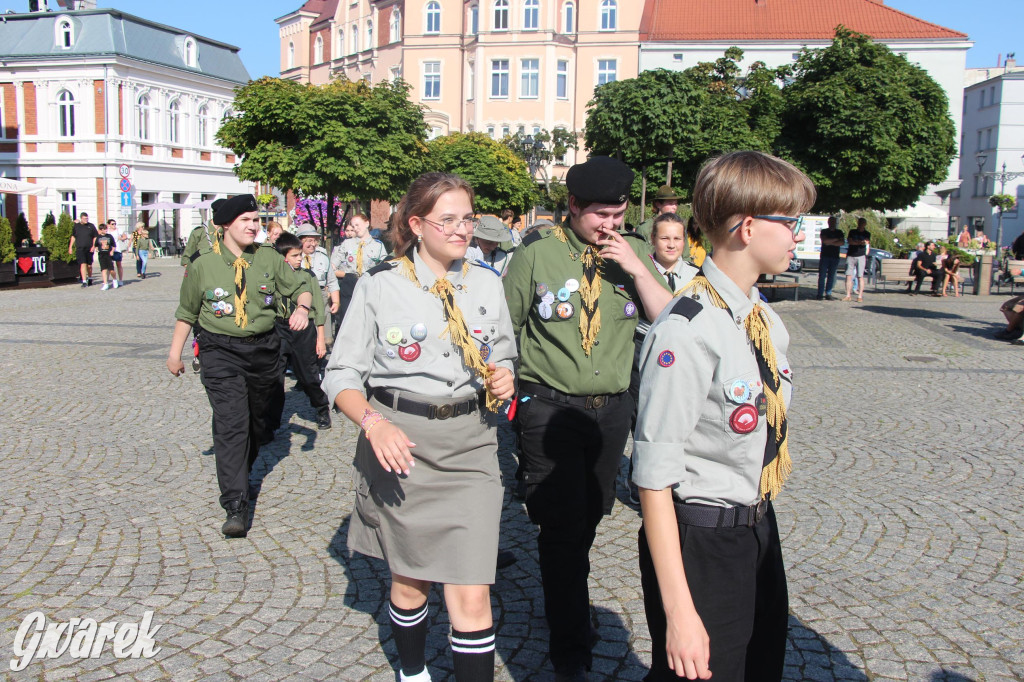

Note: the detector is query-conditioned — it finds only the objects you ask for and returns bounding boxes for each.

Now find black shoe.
[87,278,92,286]
[825,295,837,301]
[81,281,87,287]
[1009,326,1024,341]
[316,408,332,430]
[514,478,527,501]
[497,550,517,569]
[555,665,588,682]
[815,296,824,301]
[222,502,248,538]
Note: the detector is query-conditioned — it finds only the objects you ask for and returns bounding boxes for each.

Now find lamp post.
[975,152,1024,249]
[521,135,551,224]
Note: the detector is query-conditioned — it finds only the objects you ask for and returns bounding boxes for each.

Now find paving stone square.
[1,262,1022,680]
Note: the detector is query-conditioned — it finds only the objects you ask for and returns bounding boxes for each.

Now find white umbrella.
[138,201,188,210]
[0,178,46,195]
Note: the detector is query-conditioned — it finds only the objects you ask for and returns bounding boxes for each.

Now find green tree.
[217,76,430,235]
[13,212,31,246]
[778,27,956,213]
[427,132,537,215]
[0,217,14,263]
[42,213,74,263]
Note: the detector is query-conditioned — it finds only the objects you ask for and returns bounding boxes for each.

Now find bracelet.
[360,409,389,435]
[297,303,311,312]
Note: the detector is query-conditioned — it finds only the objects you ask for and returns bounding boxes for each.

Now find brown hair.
[390,172,475,255]
[691,151,815,243]
[650,212,685,240]
[500,208,514,222]
[350,213,370,223]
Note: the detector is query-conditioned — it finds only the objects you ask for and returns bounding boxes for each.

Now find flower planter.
[0,263,15,285]
[48,258,80,282]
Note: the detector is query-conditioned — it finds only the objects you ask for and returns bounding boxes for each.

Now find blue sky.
[0,0,1019,78]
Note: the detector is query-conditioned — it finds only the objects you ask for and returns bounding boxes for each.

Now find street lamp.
[975,151,1024,249]
[521,135,551,223]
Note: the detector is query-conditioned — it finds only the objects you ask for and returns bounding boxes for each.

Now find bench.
[995,259,1024,293]
[875,259,915,292]
[758,273,800,301]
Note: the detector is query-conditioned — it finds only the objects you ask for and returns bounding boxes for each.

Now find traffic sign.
[119,178,131,192]
[118,164,131,178]
[120,192,132,207]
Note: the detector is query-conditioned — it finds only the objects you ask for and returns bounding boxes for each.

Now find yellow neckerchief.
[397,249,500,412]
[552,223,603,355]
[681,270,791,500]
[222,245,252,329]
[303,253,312,270]
[355,239,365,277]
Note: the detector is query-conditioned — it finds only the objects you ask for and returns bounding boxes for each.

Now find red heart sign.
[17,256,32,274]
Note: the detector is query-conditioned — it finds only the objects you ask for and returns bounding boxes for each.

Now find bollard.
[973,254,992,295]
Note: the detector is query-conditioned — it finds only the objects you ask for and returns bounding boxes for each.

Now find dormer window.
[55,16,74,49]
[183,37,198,67]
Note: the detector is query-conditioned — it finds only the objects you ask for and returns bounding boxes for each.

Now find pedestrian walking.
[330,213,388,333]
[105,218,126,287]
[68,212,97,287]
[165,194,315,538]
[294,224,339,345]
[502,156,672,681]
[816,215,844,300]
[136,225,155,279]
[94,222,118,290]
[322,172,516,682]
[843,217,870,302]
[634,150,812,682]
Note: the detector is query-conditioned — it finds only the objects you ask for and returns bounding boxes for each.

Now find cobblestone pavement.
[1,263,1022,681]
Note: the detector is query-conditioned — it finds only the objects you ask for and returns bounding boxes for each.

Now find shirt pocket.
[377,319,439,367]
[718,372,767,442]
[608,285,639,322]
[468,317,502,362]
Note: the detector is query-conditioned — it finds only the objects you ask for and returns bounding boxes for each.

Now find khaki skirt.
[347,392,503,585]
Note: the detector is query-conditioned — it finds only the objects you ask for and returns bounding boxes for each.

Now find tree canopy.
[427,132,537,215]
[778,28,956,212]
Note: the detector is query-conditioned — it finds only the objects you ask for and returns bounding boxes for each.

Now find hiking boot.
[316,408,332,430]
[222,502,248,538]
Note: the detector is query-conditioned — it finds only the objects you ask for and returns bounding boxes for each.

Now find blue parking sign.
[120,192,132,207]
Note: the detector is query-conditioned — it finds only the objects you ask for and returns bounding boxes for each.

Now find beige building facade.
[276,0,644,172]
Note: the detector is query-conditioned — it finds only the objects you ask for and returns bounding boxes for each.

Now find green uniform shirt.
[503,221,662,395]
[181,224,220,266]
[175,243,315,337]
[277,268,326,327]
[137,237,156,251]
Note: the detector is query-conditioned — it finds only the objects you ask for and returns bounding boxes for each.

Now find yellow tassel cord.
[208,224,221,255]
[232,257,250,329]
[355,241,364,276]
[744,305,791,500]
[551,224,569,244]
[578,246,603,356]
[680,275,728,310]
[401,256,499,411]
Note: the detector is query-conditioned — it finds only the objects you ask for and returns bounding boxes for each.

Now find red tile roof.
[640,0,967,42]
[298,0,340,28]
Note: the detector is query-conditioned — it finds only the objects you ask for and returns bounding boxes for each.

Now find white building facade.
[0,8,253,246]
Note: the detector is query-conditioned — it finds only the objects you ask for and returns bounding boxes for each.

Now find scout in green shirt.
[636,184,683,243]
[180,221,222,267]
[502,156,672,678]
[166,194,314,539]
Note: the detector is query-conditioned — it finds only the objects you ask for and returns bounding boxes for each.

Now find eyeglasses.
[729,215,802,237]
[419,216,480,236]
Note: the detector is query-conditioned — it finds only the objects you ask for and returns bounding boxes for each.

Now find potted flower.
[40,212,79,282]
[0,216,15,285]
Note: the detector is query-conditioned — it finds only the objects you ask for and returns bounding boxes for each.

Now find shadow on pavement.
[786,616,868,680]
[858,305,964,320]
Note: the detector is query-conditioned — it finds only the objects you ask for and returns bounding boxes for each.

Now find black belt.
[518,380,623,410]
[673,498,769,528]
[370,387,481,420]
[201,329,275,344]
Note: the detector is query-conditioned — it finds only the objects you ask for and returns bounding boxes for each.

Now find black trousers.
[333,275,357,339]
[266,320,329,432]
[913,268,942,293]
[198,330,280,509]
[516,388,633,671]
[639,505,788,682]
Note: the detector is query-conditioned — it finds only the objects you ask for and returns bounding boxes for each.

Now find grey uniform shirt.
[465,245,512,277]
[633,256,794,507]
[636,258,697,338]
[303,246,339,293]
[331,237,389,276]
[321,249,518,405]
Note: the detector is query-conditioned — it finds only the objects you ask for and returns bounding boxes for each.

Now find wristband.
[360,409,389,435]
[297,303,311,312]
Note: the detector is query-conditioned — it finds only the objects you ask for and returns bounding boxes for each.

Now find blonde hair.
[691,151,815,243]
[390,173,474,255]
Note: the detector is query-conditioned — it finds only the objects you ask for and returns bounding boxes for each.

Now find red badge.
[398,343,421,362]
[657,350,675,367]
[729,404,758,434]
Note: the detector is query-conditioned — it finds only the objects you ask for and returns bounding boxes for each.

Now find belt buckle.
[589,395,607,409]
[435,403,454,420]
[752,498,768,525]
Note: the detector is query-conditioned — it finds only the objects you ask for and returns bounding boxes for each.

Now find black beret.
[212,194,259,226]
[565,156,634,205]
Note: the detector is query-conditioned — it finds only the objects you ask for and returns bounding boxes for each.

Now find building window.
[352,25,358,53]
[314,35,324,63]
[423,61,441,100]
[597,59,616,85]
[426,1,441,34]
[197,105,209,147]
[502,125,510,138]
[137,94,150,140]
[183,37,197,67]
[56,18,74,49]
[491,59,509,97]
[467,62,475,100]
[990,86,996,106]
[517,125,525,135]
[493,0,508,31]
[554,126,567,163]
[288,41,295,68]
[390,8,401,42]
[563,2,575,33]
[556,60,568,98]
[57,90,76,138]
[523,0,539,30]
[977,130,983,151]
[337,29,344,58]
[985,128,993,150]
[487,125,495,138]
[428,125,443,140]
[390,65,402,81]
[520,58,539,98]
[366,21,373,50]
[600,0,617,31]
[470,4,479,34]
[168,99,180,144]
[60,190,77,219]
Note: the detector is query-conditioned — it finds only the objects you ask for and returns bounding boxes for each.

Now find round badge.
[536,283,549,298]
[557,287,571,302]
[538,302,552,320]
[729,380,751,404]
[755,393,767,416]
[624,302,637,318]
[224,303,234,315]
[385,348,397,359]
[542,292,555,305]
[214,309,223,318]
[214,287,226,298]
[479,343,491,361]
[556,302,574,319]
[729,404,759,434]
[410,323,428,341]
[565,278,580,293]
[385,327,403,345]
[212,301,224,312]
[657,350,675,368]
[398,343,421,362]
[348,255,355,263]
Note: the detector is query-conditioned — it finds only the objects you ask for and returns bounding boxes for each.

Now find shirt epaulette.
[367,260,397,276]
[622,230,645,242]
[189,249,203,263]
[521,228,550,248]
[669,296,703,321]
[470,260,500,276]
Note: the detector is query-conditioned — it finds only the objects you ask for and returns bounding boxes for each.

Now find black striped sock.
[451,627,495,681]
[389,601,429,677]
